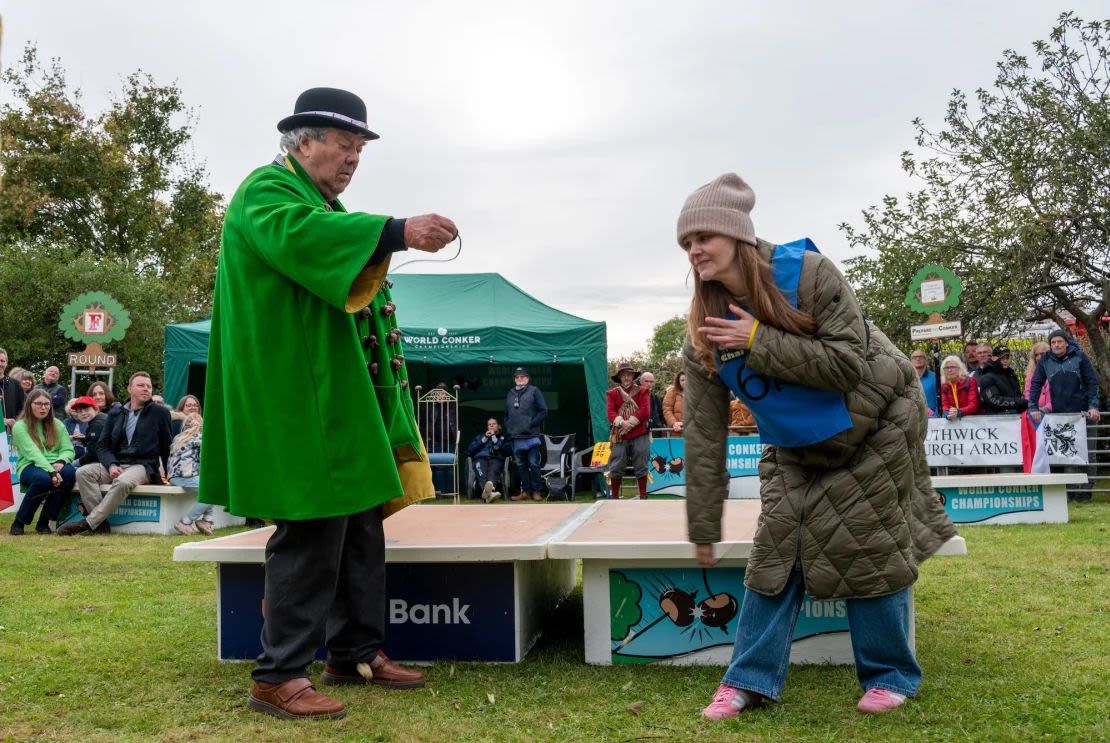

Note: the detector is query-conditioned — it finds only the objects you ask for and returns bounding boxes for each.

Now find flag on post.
[0,399,14,511]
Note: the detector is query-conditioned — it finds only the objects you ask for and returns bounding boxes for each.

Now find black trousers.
[472,457,505,498]
[252,506,386,684]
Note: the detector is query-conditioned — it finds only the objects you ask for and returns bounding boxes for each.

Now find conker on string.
[368,362,379,375]
[362,335,379,350]
[390,357,404,372]
[698,592,738,630]
[387,328,404,344]
[359,307,373,318]
[659,588,696,627]
[380,302,396,317]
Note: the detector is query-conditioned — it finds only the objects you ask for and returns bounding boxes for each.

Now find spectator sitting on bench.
[63,395,103,461]
[9,390,77,535]
[467,417,511,502]
[171,394,202,437]
[172,413,213,535]
[59,371,172,536]
[87,381,121,415]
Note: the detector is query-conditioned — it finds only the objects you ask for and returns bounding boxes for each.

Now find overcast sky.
[4,1,1107,356]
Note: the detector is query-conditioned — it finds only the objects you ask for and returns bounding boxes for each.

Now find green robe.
[200,155,430,520]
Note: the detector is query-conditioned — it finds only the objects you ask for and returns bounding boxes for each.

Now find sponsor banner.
[57,493,162,525]
[1039,413,1089,466]
[648,436,761,493]
[609,567,849,663]
[218,562,516,661]
[939,485,1044,524]
[925,416,1022,466]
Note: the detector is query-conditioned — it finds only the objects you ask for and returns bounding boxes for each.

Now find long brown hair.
[688,239,817,371]
[87,381,116,411]
[18,390,59,451]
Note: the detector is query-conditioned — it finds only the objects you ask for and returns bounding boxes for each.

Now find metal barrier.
[1084,413,1110,494]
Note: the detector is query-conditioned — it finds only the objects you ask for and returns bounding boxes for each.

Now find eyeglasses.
[31,401,52,407]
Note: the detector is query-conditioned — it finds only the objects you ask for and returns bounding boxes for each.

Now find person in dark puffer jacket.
[976,345,1028,414]
[677,173,956,721]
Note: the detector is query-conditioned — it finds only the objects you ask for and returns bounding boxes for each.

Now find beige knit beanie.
[676,173,757,247]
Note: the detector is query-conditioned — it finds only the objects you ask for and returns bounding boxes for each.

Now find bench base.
[56,488,245,535]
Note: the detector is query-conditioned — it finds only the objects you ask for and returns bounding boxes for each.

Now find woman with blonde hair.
[9,390,76,535]
[170,413,213,535]
[678,173,955,719]
[1024,341,1052,412]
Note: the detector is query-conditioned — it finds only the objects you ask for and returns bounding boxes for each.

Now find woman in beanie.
[678,173,956,719]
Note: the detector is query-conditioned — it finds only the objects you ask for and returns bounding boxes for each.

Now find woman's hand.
[698,305,757,350]
[52,462,64,472]
[947,407,958,421]
[673,421,683,433]
[694,543,717,567]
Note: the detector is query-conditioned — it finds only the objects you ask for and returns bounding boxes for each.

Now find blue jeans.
[171,476,212,523]
[512,444,543,493]
[723,564,921,701]
[17,464,76,527]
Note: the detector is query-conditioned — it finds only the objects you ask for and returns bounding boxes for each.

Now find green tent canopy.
[163,273,609,445]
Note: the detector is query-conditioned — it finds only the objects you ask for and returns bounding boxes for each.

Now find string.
[391,231,463,271]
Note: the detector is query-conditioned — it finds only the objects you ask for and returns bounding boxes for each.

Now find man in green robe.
[200,87,458,721]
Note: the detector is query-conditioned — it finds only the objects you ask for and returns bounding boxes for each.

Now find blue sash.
[716,238,853,448]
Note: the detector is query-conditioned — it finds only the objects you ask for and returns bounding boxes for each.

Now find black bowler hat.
[277,87,380,140]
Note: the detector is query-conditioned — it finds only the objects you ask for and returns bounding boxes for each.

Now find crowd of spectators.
[915,331,1100,424]
[3,351,211,535]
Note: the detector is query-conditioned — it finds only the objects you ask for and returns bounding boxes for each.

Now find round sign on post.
[58,292,131,394]
[905,265,964,415]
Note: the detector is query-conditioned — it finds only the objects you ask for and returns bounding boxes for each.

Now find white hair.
[941,355,968,379]
[279,126,328,154]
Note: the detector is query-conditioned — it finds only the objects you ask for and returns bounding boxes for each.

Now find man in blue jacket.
[466,417,512,502]
[1029,329,1101,502]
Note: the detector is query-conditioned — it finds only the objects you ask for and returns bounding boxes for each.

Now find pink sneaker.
[701,684,756,720]
[857,688,906,714]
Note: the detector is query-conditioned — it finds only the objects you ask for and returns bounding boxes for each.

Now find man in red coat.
[606,363,651,499]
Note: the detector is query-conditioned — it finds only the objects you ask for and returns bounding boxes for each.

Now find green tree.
[841,13,1110,385]
[0,45,224,393]
[648,315,687,366]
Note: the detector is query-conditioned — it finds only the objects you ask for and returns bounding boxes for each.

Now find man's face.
[514,374,529,387]
[1050,337,1068,355]
[297,128,364,200]
[977,345,992,365]
[618,370,635,386]
[44,366,60,384]
[964,344,978,363]
[128,376,153,405]
[640,373,655,388]
[487,419,500,434]
[910,351,926,371]
[0,352,7,375]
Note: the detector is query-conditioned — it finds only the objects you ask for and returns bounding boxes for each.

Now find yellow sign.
[590,442,612,468]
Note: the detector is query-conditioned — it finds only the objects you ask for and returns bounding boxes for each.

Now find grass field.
[1,500,1107,743]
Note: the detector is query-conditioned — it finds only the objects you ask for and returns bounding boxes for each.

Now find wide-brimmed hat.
[610,363,642,384]
[277,87,380,140]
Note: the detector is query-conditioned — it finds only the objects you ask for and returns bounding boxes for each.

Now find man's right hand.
[404,214,457,252]
[109,464,124,480]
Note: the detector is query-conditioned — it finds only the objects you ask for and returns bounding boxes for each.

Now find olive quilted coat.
[684,241,956,600]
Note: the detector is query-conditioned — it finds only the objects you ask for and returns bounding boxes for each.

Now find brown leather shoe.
[320,651,425,689]
[249,678,346,720]
[56,518,93,537]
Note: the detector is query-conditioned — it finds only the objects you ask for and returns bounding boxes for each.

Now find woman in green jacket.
[10,389,76,535]
[678,174,955,720]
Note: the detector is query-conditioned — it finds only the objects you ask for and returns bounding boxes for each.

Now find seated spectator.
[171,394,202,437]
[63,395,103,461]
[939,355,980,421]
[9,390,76,535]
[0,347,27,431]
[663,371,686,435]
[639,371,666,434]
[466,417,512,502]
[34,365,69,419]
[59,371,171,536]
[1024,341,1052,412]
[977,345,1028,415]
[606,364,651,499]
[69,393,109,464]
[17,369,35,395]
[172,413,213,535]
[910,349,938,415]
[729,394,756,433]
[87,381,121,414]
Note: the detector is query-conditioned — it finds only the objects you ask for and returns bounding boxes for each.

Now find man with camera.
[60,372,171,536]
